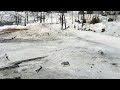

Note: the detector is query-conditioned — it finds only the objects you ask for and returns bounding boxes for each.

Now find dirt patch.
[0,28,28,35]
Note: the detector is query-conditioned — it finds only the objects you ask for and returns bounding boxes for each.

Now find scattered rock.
[14,77,21,79]
[111,63,117,66]
[101,29,105,32]
[61,61,70,66]
[13,70,19,73]
[88,29,91,31]
[5,54,10,61]
[101,60,107,63]
[84,28,87,31]
[5,77,21,79]
[98,50,104,55]
[11,36,16,40]
[21,68,27,71]
[0,53,10,61]
[36,66,42,73]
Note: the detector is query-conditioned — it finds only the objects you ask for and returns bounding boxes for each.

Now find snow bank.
[0,25,28,31]
[11,23,65,40]
[80,21,120,38]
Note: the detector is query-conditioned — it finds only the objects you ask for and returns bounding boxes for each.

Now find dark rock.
[101,29,105,32]
[36,66,42,73]
[112,63,117,66]
[74,25,76,28]
[100,51,104,55]
[98,50,104,55]
[88,29,91,31]
[61,61,70,66]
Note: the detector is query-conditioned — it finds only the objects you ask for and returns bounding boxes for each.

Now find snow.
[1,12,120,79]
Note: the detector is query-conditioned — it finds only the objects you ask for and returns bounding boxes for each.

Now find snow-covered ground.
[1,13,120,79]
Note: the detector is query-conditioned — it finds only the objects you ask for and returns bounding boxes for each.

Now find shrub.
[108,18,113,22]
[90,17,100,24]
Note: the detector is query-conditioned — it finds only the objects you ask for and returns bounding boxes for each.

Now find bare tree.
[15,11,19,25]
[36,12,39,22]
[82,11,85,27]
[51,12,52,24]
[40,12,42,23]
[72,11,73,24]
[61,12,66,30]
[25,11,29,24]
